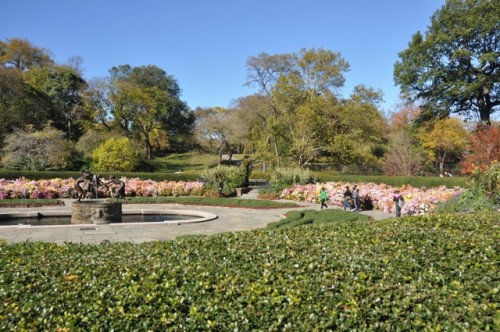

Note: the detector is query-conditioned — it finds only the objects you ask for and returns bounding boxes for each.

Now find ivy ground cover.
[281,182,464,216]
[1,213,497,331]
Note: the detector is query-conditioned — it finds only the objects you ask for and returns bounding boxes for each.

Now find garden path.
[0,188,393,244]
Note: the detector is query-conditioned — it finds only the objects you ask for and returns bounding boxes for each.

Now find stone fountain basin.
[0,206,217,226]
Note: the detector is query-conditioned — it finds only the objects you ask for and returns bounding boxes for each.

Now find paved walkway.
[0,189,393,244]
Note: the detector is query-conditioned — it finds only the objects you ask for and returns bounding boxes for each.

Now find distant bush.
[201,165,246,196]
[0,170,200,182]
[435,161,499,213]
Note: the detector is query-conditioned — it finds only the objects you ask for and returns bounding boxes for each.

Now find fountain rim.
[0,208,218,228]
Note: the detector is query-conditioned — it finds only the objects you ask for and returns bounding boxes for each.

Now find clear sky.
[1,0,446,114]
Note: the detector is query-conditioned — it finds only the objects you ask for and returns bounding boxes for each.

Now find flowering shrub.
[0,178,206,199]
[281,181,464,216]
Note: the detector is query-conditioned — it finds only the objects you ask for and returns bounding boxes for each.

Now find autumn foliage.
[461,124,500,175]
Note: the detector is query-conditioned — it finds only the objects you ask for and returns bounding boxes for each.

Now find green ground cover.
[122,196,300,209]
[1,213,497,330]
[0,199,61,207]
[267,208,371,228]
[0,197,299,209]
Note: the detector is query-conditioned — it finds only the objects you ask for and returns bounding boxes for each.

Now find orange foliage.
[461,124,500,175]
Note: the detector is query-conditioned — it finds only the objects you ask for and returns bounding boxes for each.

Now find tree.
[461,123,500,174]
[92,137,140,172]
[394,0,499,124]
[194,107,240,163]
[244,48,351,167]
[383,130,426,176]
[109,65,193,159]
[0,38,53,71]
[2,125,72,171]
[25,65,87,141]
[418,117,468,174]
[328,85,387,168]
[0,67,52,142]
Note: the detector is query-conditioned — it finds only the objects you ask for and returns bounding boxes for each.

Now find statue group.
[74,171,125,201]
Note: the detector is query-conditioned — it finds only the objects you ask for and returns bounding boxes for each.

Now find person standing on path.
[352,185,361,211]
[343,186,353,211]
[393,190,405,217]
[319,187,328,209]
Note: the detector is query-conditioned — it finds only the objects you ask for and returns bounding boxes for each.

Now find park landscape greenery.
[0,0,499,329]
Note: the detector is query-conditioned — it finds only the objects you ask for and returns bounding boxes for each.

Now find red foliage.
[461,124,500,175]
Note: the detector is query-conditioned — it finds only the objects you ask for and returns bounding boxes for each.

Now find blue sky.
[1,0,446,114]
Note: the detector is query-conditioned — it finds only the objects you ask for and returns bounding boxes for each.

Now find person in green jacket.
[319,187,328,209]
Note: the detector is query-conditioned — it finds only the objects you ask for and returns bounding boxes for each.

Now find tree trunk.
[145,139,152,160]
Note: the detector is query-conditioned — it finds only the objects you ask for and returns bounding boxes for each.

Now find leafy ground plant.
[123,196,300,209]
[1,213,497,330]
[267,208,370,229]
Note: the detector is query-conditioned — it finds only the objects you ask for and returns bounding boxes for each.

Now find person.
[352,185,361,211]
[319,187,328,210]
[217,180,224,197]
[343,186,353,211]
[393,190,404,217]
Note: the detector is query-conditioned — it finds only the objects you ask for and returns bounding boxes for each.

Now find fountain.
[0,172,218,228]
[71,171,125,224]
[71,200,122,224]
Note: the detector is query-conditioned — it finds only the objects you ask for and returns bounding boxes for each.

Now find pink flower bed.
[0,178,206,199]
[281,182,464,216]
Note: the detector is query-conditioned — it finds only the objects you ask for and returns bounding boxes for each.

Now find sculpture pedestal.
[71,200,122,224]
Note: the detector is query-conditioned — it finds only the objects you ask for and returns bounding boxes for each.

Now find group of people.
[319,185,405,217]
[319,185,361,211]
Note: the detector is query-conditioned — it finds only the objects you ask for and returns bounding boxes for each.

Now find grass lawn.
[153,152,220,173]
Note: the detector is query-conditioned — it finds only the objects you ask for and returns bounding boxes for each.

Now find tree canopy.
[394,0,499,124]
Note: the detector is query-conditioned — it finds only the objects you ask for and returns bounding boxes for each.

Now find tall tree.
[109,65,193,159]
[0,38,53,71]
[394,0,499,124]
[383,130,426,176]
[0,67,52,139]
[418,117,468,174]
[194,107,233,162]
[25,65,87,141]
[245,48,350,167]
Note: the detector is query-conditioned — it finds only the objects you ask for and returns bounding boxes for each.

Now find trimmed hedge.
[313,173,468,188]
[0,170,200,182]
[124,196,300,209]
[267,208,371,229]
[1,170,467,188]
[1,213,497,330]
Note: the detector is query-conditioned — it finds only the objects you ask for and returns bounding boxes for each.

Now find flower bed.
[281,182,464,215]
[0,178,206,199]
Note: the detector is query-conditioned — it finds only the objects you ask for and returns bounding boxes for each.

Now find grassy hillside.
[1,213,497,330]
[153,152,220,173]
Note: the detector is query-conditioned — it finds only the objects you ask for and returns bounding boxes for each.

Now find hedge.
[1,213,497,330]
[0,170,467,188]
[0,170,200,182]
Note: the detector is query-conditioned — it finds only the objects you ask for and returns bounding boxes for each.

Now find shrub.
[261,167,317,195]
[437,161,500,213]
[201,165,246,196]
[92,137,141,172]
